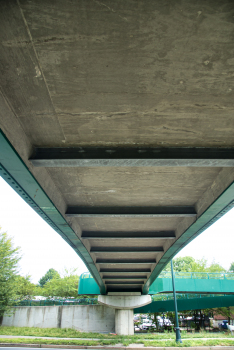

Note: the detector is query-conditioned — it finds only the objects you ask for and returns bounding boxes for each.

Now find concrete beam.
[98,293,152,335]
[30,147,234,167]
[96,259,156,264]
[66,206,196,218]
[82,231,175,239]
[91,247,163,253]
[98,294,151,309]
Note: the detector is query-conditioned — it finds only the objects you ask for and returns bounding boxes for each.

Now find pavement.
[1,345,234,350]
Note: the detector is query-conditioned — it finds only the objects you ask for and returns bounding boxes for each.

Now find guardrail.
[158,271,234,280]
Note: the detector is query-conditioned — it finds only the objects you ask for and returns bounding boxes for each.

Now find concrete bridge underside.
[0,0,234,302]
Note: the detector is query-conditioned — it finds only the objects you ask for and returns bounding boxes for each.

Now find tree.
[0,230,21,318]
[163,256,226,273]
[229,262,234,273]
[41,268,79,298]
[39,268,60,287]
[14,275,37,300]
[163,256,195,272]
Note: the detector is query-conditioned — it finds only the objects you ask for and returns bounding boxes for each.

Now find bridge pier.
[98,293,152,335]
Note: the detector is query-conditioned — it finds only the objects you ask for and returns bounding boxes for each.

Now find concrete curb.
[1,344,234,350]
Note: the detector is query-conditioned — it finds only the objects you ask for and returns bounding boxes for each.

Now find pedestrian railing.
[151,293,227,302]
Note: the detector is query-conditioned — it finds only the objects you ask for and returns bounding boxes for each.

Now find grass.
[0,327,234,347]
[0,336,234,347]
[0,326,232,339]
[0,337,116,346]
[144,339,234,347]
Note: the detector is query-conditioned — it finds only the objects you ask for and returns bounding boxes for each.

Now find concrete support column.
[115,309,134,335]
[98,292,152,335]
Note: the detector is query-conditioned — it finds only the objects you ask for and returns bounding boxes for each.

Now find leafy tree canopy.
[229,262,234,273]
[163,256,226,273]
[0,229,21,317]
[41,268,79,298]
[14,275,37,300]
[39,268,60,287]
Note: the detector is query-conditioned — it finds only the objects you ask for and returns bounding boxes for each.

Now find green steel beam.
[149,273,234,295]
[142,183,234,294]
[78,272,234,295]
[134,294,234,313]
[0,130,106,294]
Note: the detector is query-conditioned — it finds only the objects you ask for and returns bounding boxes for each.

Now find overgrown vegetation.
[0,327,233,340]
[0,330,234,348]
[0,230,21,318]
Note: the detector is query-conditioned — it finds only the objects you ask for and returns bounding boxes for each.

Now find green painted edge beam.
[134,295,234,314]
[0,130,106,294]
[78,271,234,295]
[142,181,234,294]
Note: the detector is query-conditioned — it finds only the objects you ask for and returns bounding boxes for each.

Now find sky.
[0,175,233,284]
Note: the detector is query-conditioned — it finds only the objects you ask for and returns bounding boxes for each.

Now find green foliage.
[229,262,234,273]
[0,328,234,347]
[39,268,60,287]
[41,268,79,298]
[1,326,234,340]
[14,275,37,300]
[212,306,233,322]
[163,256,226,273]
[0,230,21,317]
[164,256,195,272]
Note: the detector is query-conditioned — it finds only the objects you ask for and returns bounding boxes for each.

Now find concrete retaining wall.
[2,305,115,333]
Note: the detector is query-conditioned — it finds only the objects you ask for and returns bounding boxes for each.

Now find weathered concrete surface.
[0,0,234,295]
[2,306,115,333]
[98,294,151,334]
[115,309,134,335]
[98,294,151,309]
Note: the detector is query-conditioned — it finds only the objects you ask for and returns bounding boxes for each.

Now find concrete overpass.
[0,0,234,334]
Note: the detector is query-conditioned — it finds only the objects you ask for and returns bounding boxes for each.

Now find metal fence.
[151,293,227,302]
[13,298,98,307]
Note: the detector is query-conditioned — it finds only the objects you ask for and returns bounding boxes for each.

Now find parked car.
[140,321,156,330]
[219,320,229,329]
[157,317,172,327]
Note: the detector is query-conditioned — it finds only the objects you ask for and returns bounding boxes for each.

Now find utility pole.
[171,259,182,343]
